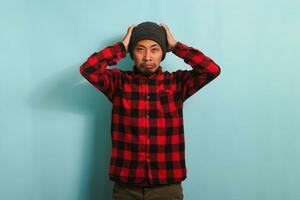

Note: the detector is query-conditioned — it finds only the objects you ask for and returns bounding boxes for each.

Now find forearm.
[79,41,127,77]
[172,42,221,77]
[79,41,127,101]
[172,42,221,101]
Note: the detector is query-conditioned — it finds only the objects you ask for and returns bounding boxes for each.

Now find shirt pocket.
[159,89,181,117]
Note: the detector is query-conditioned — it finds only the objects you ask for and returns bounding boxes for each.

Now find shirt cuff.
[118,41,127,54]
[171,41,186,53]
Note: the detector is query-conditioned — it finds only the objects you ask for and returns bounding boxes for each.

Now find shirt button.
[147,95,150,99]
[147,115,150,118]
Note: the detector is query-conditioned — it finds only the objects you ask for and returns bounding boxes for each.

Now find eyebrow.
[136,44,159,48]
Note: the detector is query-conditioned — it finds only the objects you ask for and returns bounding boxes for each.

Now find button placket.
[144,83,151,164]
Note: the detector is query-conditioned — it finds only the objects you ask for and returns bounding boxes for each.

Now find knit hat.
[128,21,168,61]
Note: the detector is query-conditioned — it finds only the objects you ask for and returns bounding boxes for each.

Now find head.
[132,39,163,75]
[128,21,168,75]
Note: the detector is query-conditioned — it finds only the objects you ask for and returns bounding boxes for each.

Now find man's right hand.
[122,24,136,52]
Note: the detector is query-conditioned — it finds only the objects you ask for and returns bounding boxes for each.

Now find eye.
[135,47,144,51]
[152,48,159,52]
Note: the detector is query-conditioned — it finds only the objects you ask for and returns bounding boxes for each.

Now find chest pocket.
[159,89,182,117]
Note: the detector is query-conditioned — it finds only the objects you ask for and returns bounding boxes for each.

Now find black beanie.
[128,21,168,61]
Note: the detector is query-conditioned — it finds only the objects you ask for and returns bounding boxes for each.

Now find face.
[133,39,163,75]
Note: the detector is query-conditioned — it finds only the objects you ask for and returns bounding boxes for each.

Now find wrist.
[169,41,178,51]
[121,40,128,52]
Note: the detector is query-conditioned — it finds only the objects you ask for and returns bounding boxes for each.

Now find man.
[80,21,221,200]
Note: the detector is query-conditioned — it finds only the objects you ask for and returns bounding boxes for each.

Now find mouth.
[142,64,155,69]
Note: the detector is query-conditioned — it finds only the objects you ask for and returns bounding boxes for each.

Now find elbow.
[208,63,221,78]
[215,64,221,77]
[79,65,84,75]
[79,62,89,76]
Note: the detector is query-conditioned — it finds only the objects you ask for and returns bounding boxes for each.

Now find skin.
[122,23,178,75]
[132,39,163,75]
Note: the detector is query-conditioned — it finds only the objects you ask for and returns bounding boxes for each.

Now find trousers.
[112,181,184,200]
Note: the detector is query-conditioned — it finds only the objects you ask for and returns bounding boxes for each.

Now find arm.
[79,41,126,102]
[79,25,135,102]
[160,23,221,102]
[172,42,221,101]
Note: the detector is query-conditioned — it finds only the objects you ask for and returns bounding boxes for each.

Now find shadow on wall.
[28,38,134,200]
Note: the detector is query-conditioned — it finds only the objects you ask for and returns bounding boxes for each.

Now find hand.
[160,23,178,52]
[122,24,136,52]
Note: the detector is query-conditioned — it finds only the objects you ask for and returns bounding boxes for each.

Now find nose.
[143,49,152,61]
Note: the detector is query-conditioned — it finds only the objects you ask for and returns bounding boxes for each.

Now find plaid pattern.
[79,41,221,186]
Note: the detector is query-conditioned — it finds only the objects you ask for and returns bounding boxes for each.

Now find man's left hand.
[160,23,178,52]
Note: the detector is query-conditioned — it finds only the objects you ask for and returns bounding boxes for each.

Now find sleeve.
[172,42,221,102]
[79,41,127,102]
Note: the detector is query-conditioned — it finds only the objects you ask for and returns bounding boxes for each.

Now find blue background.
[1,0,299,199]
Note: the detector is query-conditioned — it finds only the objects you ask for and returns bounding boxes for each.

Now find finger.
[160,23,169,30]
[161,24,171,35]
[127,24,136,32]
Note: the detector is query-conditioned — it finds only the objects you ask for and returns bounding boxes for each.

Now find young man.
[80,22,221,200]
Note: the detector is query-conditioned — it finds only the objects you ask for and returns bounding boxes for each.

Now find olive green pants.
[112,181,184,200]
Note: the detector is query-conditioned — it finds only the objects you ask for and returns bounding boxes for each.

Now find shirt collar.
[133,65,163,79]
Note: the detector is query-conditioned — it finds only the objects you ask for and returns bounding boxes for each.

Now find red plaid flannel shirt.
[79,41,221,186]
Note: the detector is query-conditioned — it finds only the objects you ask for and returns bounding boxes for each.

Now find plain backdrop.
[1,0,299,200]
